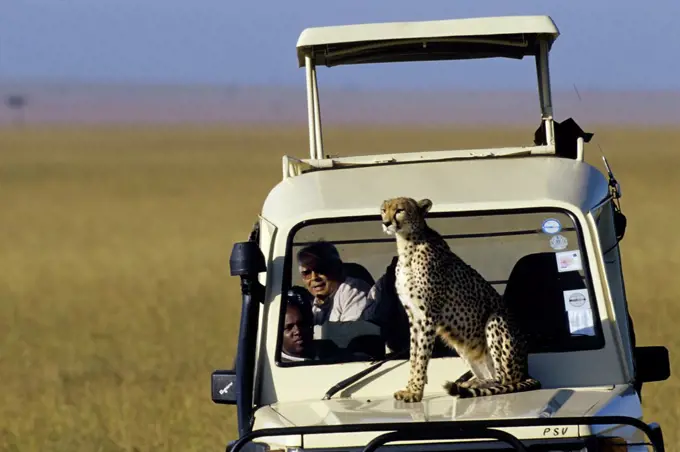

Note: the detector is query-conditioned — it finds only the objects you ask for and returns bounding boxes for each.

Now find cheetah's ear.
[417,198,433,215]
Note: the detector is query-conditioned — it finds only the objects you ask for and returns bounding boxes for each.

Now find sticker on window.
[549,234,568,250]
[563,289,595,336]
[555,250,583,273]
[541,218,562,235]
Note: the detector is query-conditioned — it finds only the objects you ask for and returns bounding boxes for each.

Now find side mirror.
[211,369,238,404]
[634,346,670,383]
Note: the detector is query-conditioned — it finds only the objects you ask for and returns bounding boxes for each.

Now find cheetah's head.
[380,197,432,237]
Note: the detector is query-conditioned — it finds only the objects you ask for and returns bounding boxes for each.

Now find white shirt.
[281,351,309,362]
[311,276,372,325]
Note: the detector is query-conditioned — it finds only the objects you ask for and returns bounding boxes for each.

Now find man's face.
[282,305,312,357]
[299,261,340,301]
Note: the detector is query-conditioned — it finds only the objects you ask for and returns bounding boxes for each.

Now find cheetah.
[380,196,541,402]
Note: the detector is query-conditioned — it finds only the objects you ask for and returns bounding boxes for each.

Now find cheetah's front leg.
[394,319,435,403]
[394,314,419,401]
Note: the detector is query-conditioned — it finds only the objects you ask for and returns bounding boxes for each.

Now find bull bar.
[226,414,664,452]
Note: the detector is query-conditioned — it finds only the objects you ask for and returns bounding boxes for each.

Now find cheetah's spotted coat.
[380,197,541,401]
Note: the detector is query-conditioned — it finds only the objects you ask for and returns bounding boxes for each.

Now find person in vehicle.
[297,241,372,325]
[281,299,315,362]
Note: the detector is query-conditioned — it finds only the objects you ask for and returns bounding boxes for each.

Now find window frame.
[274,206,606,368]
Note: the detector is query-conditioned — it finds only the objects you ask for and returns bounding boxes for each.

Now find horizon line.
[1,78,680,94]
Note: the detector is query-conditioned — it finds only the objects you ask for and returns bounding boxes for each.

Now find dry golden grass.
[0,123,678,451]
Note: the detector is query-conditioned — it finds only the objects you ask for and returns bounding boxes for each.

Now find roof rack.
[295,15,559,162]
[296,15,559,67]
[280,142,581,179]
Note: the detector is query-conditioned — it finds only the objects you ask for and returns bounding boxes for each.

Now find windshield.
[275,209,604,367]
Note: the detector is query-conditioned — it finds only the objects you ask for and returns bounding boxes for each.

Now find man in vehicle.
[296,241,411,355]
[281,298,316,362]
[297,241,372,325]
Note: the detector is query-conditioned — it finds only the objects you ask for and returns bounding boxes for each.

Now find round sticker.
[568,292,587,307]
[549,234,568,250]
[542,218,562,235]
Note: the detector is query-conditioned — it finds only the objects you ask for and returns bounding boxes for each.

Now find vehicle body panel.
[253,155,634,410]
[249,384,644,449]
[262,156,610,227]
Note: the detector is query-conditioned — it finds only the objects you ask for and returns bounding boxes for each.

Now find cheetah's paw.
[394,388,423,403]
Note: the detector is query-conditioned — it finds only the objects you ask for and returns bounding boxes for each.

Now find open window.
[275,208,606,367]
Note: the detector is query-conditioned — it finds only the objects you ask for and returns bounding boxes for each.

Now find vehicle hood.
[252,386,641,449]
[266,387,613,425]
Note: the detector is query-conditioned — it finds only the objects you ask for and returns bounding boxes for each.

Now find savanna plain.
[1,124,679,451]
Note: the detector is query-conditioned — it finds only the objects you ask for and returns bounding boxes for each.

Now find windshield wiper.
[322,348,477,400]
[322,348,408,400]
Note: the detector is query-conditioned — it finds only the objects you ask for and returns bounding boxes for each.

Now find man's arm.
[334,278,371,322]
[361,277,386,324]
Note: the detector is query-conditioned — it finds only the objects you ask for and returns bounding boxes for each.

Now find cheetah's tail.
[447,377,541,399]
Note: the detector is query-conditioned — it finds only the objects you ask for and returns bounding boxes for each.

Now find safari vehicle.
[211,14,671,452]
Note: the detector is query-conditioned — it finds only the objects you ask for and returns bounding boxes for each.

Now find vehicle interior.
[275,209,606,367]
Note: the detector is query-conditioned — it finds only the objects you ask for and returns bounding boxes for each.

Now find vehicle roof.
[296,15,560,67]
[261,155,609,228]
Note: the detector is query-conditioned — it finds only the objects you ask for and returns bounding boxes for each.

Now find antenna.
[571,83,626,250]
[597,144,622,201]
[571,84,621,200]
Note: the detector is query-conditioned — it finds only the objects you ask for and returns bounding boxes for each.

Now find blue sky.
[2,0,679,90]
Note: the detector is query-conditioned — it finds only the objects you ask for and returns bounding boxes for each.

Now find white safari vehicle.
[212,15,671,452]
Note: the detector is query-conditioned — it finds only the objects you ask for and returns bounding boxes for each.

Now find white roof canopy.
[296,15,560,67]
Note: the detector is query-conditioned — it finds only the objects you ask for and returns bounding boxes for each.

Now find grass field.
[1,124,678,451]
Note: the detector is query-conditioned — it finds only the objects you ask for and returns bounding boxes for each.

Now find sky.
[2,0,679,91]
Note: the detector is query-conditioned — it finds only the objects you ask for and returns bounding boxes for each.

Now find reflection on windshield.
[278,210,603,366]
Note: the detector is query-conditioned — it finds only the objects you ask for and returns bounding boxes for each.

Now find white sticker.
[542,218,562,235]
[555,250,583,273]
[549,234,568,250]
[563,289,595,336]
